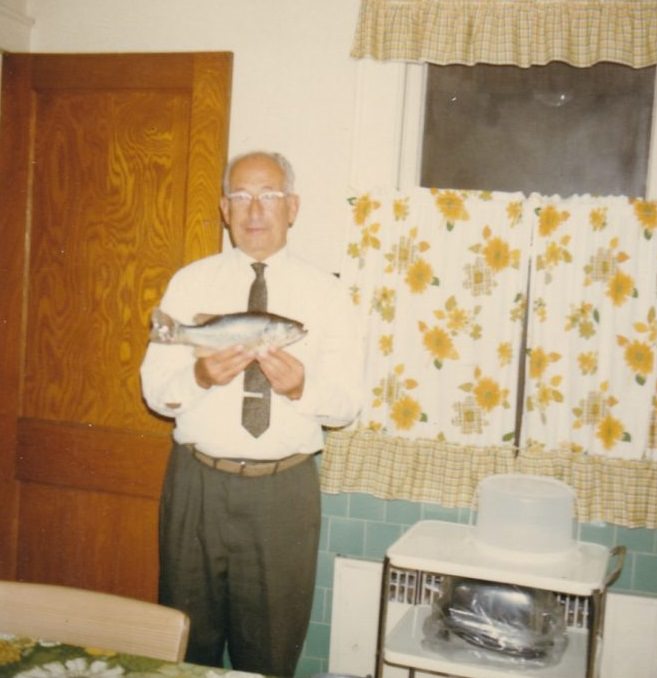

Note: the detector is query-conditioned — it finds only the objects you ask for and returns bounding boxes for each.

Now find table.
[0,633,265,678]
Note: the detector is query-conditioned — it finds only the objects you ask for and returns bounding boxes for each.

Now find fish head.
[262,317,308,349]
[149,308,177,343]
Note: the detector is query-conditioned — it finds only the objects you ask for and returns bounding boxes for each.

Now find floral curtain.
[351,0,657,68]
[321,188,657,527]
[522,193,657,459]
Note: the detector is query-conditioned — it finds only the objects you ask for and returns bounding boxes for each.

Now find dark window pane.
[421,62,655,198]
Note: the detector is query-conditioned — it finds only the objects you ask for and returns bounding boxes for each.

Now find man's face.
[220,154,300,261]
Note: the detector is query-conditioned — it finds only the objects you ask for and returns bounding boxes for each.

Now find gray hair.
[222,151,296,194]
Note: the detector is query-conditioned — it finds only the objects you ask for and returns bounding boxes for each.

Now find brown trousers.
[158,442,320,676]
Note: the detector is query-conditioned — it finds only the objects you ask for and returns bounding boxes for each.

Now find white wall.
[21,0,364,272]
[0,0,32,51]
[11,1,657,268]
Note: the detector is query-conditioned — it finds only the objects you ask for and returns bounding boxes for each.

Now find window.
[420,62,656,198]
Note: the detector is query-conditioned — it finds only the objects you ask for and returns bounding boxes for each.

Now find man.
[140,151,363,676]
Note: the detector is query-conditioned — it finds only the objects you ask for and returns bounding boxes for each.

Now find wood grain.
[0,52,232,594]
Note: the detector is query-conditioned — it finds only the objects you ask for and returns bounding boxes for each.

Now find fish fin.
[149,307,178,343]
[193,312,222,326]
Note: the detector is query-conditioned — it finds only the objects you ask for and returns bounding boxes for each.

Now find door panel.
[0,52,232,598]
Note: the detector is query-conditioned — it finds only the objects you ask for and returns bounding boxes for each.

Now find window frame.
[349,60,657,198]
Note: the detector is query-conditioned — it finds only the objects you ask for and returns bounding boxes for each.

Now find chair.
[0,580,190,662]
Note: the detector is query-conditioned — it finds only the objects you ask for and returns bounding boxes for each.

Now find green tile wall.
[295,490,657,678]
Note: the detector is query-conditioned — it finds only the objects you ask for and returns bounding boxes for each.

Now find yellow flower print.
[405,258,434,294]
[606,270,636,307]
[565,302,598,339]
[469,227,520,284]
[498,342,512,366]
[544,241,564,267]
[474,377,504,412]
[537,204,570,237]
[452,396,484,435]
[0,639,22,664]
[371,286,396,322]
[585,239,630,284]
[585,247,617,284]
[360,223,381,252]
[379,334,393,356]
[455,367,510,437]
[649,394,657,450]
[631,198,657,238]
[86,647,117,657]
[618,324,655,385]
[431,188,469,229]
[372,364,418,404]
[536,383,554,409]
[507,200,522,227]
[572,384,628,451]
[349,285,361,306]
[535,235,572,281]
[589,207,607,231]
[421,297,481,367]
[346,223,381,264]
[528,347,560,380]
[390,394,422,430]
[624,340,654,377]
[393,197,409,221]
[371,364,425,432]
[526,349,563,423]
[483,236,512,272]
[419,324,459,366]
[463,258,494,296]
[574,391,606,427]
[533,297,547,323]
[383,228,433,287]
[510,293,527,323]
[351,193,380,225]
[578,352,598,375]
[633,306,657,344]
[597,414,625,451]
[447,306,469,333]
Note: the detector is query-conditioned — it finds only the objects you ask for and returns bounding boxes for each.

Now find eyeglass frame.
[224,189,289,207]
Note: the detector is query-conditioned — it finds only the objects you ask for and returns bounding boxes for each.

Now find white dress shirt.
[140,246,364,459]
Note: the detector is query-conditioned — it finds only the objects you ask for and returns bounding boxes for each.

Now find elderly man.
[140,151,363,675]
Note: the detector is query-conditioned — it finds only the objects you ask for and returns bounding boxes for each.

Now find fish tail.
[149,308,179,343]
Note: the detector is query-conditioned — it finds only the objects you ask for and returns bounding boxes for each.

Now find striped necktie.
[241,262,270,437]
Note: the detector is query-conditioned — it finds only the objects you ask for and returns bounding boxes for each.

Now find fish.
[149,308,307,354]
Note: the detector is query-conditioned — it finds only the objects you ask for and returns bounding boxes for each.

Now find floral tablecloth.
[0,634,264,678]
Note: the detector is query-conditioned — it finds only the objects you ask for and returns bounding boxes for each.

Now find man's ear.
[287,193,300,226]
[219,197,230,225]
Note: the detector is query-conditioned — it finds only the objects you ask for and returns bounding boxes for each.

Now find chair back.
[0,580,190,662]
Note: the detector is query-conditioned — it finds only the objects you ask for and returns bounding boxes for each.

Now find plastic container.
[473,474,576,559]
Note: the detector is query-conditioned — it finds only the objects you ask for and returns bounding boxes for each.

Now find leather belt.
[189,446,309,477]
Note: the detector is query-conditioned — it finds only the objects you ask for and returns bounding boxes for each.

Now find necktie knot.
[252,262,266,277]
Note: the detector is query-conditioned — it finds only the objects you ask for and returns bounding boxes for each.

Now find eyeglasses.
[226,190,287,207]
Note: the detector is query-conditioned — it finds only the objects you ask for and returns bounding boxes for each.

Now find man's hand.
[256,347,305,400]
[194,345,253,389]
[194,345,305,400]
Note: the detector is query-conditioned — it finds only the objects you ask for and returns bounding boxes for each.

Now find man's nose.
[247,196,264,216]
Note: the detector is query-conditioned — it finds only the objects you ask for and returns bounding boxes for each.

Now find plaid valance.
[351,0,657,67]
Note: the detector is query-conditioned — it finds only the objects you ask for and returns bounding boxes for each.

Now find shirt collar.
[233,244,289,271]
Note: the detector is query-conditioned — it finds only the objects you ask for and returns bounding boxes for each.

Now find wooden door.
[0,52,232,599]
